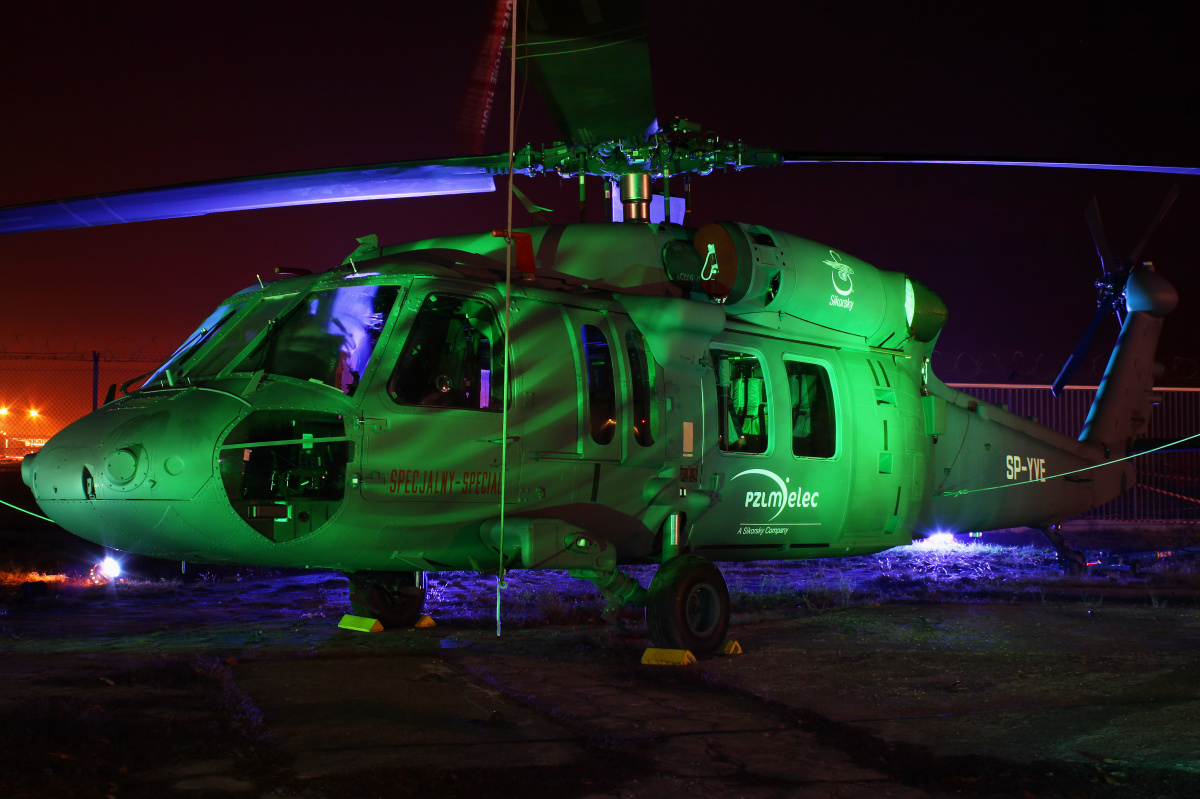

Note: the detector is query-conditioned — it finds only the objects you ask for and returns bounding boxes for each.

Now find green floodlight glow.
[904,278,916,328]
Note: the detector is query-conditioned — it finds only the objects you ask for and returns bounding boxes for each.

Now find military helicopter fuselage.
[19,218,1174,652]
[21,222,1168,561]
[5,0,1195,654]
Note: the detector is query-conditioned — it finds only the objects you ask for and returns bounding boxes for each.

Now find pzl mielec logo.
[731,468,819,521]
[1006,455,1047,482]
[823,250,855,311]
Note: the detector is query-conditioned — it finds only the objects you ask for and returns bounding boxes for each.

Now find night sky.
[2,1,1197,384]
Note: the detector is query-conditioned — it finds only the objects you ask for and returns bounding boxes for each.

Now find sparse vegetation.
[5,540,1199,626]
[0,568,68,586]
[418,542,1199,629]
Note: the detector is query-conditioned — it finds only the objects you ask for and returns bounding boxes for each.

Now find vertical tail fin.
[1080,266,1177,454]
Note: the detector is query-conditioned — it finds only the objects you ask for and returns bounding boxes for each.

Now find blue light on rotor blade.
[0,164,497,234]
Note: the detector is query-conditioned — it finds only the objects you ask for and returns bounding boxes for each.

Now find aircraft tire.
[645,555,729,656]
[346,571,426,629]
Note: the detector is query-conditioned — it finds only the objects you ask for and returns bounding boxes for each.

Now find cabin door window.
[785,360,837,458]
[625,328,656,447]
[711,348,770,454]
[581,324,618,445]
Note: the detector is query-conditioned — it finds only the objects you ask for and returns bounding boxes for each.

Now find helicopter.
[3,1,1197,655]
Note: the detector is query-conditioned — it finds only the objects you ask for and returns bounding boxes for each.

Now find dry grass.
[723,542,1065,613]
[0,565,189,605]
[5,541,1198,627]
[0,568,69,587]
[422,541,1200,629]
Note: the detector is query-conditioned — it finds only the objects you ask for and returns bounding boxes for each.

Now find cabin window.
[233,284,400,395]
[785,360,836,458]
[625,329,655,446]
[388,293,505,410]
[712,348,769,453]
[581,324,617,445]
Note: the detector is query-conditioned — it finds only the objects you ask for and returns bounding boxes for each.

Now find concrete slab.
[700,602,1200,777]
[234,654,589,779]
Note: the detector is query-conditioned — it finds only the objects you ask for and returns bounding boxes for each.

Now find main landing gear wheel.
[346,571,426,629]
[645,554,730,656]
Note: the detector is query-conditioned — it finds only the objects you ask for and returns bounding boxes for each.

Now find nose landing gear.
[646,554,730,655]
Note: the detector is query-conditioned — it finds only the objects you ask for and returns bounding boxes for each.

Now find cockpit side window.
[387,294,505,411]
[712,347,769,453]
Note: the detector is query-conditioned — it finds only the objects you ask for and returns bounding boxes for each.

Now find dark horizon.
[2,2,1197,382]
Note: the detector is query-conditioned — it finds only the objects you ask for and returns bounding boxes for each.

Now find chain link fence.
[0,351,167,456]
[953,383,1200,524]
[933,350,1200,387]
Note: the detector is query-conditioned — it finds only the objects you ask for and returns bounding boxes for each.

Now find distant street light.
[28,409,38,418]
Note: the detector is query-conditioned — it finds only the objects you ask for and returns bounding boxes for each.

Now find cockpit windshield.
[188,295,294,379]
[143,302,246,388]
[232,284,400,395]
[143,283,401,396]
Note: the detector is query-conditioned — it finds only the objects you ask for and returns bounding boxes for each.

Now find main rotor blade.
[519,0,657,146]
[457,0,518,154]
[1130,183,1180,265]
[1052,303,1111,397]
[0,157,502,235]
[778,152,1200,176]
[1084,196,1118,274]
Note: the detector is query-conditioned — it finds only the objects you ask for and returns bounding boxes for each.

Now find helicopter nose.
[26,384,357,563]
[24,388,248,553]
[29,395,236,502]
[20,451,37,489]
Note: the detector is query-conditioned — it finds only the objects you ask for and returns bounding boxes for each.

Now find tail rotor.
[1051,185,1179,396]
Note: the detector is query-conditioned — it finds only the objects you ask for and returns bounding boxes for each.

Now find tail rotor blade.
[1130,183,1180,265]
[1052,303,1110,396]
[1084,196,1118,274]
